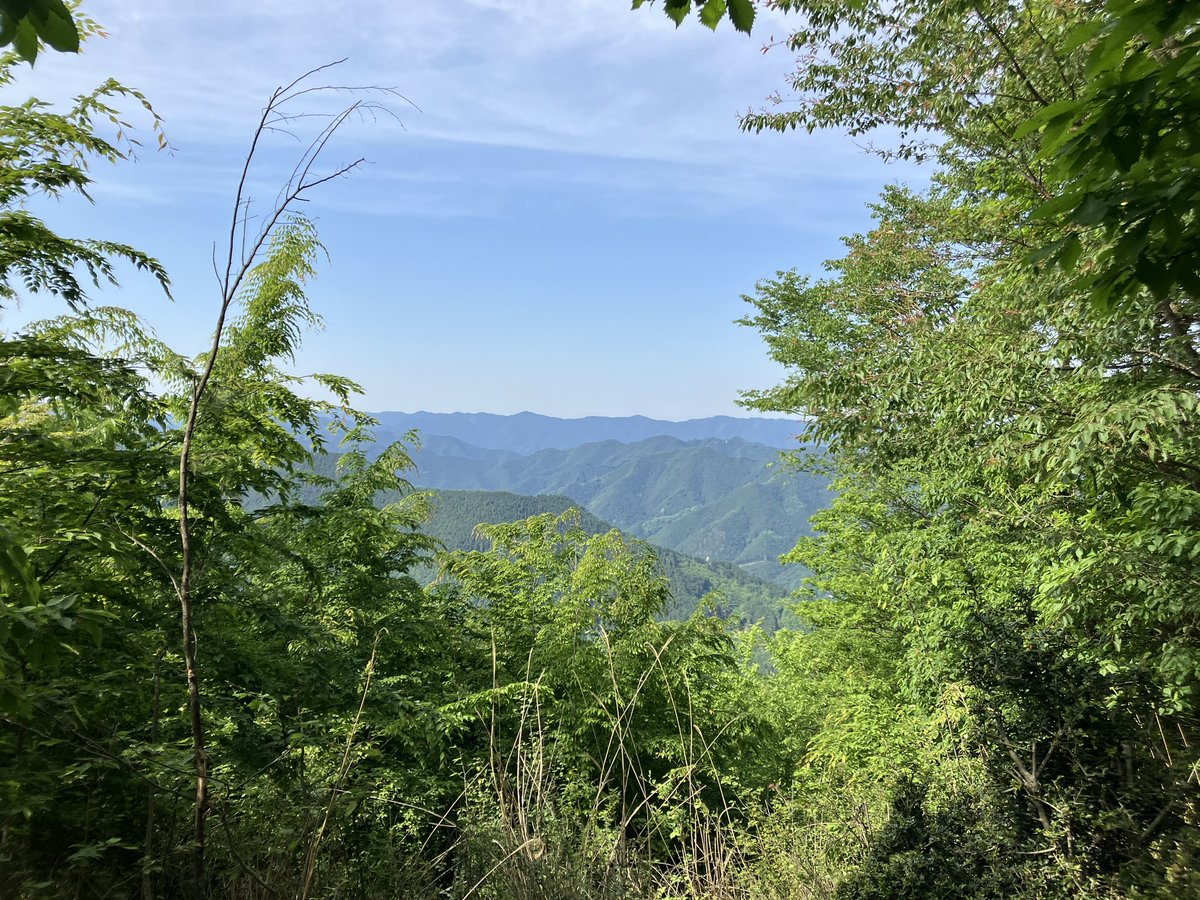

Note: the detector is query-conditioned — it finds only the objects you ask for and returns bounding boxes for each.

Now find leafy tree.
[1021,0,1200,309]
[0,38,170,710]
[0,45,444,897]
[163,62,393,891]
[614,0,1200,892]
[740,174,1200,891]
[440,511,784,892]
[0,61,168,309]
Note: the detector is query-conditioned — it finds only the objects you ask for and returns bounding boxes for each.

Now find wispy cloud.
[2,0,924,418]
[9,0,913,219]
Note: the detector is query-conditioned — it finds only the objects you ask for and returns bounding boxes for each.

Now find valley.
[386,414,831,590]
[371,413,832,623]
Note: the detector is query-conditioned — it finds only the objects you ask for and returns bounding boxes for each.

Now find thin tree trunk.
[179,377,213,899]
[142,649,164,900]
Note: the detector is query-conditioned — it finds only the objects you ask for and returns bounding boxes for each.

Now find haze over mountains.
[372,411,807,453]
[369,413,832,593]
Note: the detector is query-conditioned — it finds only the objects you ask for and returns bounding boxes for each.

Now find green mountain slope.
[405,435,828,589]
[636,472,831,590]
[421,489,793,628]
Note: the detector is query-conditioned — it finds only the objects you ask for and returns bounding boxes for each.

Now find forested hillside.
[297,455,799,626]
[420,489,793,627]
[405,433,830,589]
[2,1,1198,898]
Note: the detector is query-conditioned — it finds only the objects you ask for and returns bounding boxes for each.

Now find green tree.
[0,47,448,896]
[620,0,1200,892]
[739,172,1199,890]
[1021,0,1200,309]
[439,510,784,895]
[0,36,170,710]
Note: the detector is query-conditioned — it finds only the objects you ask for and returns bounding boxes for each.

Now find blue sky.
[3,0,920,419]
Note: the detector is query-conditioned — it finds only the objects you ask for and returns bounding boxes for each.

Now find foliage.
[629,0,755,35]
[439,510,786,897]
[0,49,170,720]
[0,0,78,63]
[0,68,168,308]
[5,0,1199,894]
[730,0,1200,894]
[420,488,791,626]
[403,433,830,591]
[1022,0,1200,309]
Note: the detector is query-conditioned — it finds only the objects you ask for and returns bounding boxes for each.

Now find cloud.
[7,0,911,220]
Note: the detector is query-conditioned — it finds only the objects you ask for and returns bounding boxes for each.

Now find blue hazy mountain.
[371,411,805,454]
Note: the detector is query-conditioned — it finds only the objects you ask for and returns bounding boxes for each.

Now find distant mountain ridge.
[371,411,805,454]
[398,433,829,591]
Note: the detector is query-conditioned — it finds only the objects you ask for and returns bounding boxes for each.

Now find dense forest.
[392,433,829,590]
[294,453,797,626]
[2,0,1198,897]
[416,488,793,627]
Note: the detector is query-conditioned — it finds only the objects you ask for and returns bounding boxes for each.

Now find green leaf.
[728,0,754,33]
[30,0,78,53]
[11,16,37,62]
[699,0,727,30]
[1060,233,1083,271]
[1026,240,1063,268]
[665,1,690,26]
[1013,98,1079,140]
[1135,254,1171,298]
[1072,193,1110,226]
[1029,192,1080,221]
[0,528,40,602]
[1101,129,1141,171]
[1113,224,1149,267]
[1172,260,1200,296]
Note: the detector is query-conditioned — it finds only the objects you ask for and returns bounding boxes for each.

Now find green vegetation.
[730,0,1200,894]
[0,0,79,62]
[405,434,829,590]
[420,489,792,627]
[2,0,1199,897]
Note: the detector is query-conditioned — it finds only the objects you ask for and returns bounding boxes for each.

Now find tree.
[165,62,397,894]
[0,47,433,895]
[440,510,784,895]
[0,34,169,706]
[1021,0,1200,309]
[624,0,1200,891]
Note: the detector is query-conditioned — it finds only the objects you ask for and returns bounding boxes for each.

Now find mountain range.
[371,411,807,453]
[362,414,832,593]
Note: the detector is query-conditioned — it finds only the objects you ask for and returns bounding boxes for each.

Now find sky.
[2,0,922,419]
